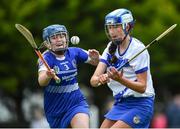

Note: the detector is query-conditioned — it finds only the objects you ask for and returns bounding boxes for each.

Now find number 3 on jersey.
[60,62,70,70]
[63,63,69,70]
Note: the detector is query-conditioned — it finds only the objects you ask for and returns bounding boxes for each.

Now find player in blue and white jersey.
[91,8,155,128]
[38,24,100,128]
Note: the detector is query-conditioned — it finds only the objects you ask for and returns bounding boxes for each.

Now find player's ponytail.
[108,42,118,64]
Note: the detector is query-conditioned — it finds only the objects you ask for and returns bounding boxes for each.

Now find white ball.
[70,36,80,45]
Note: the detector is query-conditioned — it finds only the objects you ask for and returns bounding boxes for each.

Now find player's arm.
[127,72,147,93]
[107,67,147,93]
[90,62,109,87]
[38,56,55,86]
[113,46,149,93]
[38,69,56,86]
[76,48,100,66]
[90,45,111,87]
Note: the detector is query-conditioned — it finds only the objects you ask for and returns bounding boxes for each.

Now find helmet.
[105,8,134,42]
[42,24,69,52]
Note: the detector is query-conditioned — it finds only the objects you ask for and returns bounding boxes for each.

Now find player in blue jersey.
[90,8,155,128]
[38,24,100,128]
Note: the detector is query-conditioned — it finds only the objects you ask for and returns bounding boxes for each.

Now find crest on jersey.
[133,115,140,124]
[53,65,60,74]
[72,59,77,68]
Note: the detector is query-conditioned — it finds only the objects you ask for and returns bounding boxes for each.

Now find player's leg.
[110,120,132,128]
[70,113,89,128]
[100,118,116,128]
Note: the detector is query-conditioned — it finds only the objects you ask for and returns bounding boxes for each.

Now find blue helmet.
[105,9,134,42]
[42,24,69,52]
[43,24,68,41]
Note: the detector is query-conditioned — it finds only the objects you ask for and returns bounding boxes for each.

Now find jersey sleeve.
[100,43,111,66]
[73,47,89,64]
[38,52,53,72]
[130,47,149,74]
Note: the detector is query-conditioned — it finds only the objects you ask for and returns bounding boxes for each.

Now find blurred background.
[0,0,180,128]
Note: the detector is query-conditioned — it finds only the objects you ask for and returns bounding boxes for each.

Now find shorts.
[46,104,89,128]
[105,96,154,128]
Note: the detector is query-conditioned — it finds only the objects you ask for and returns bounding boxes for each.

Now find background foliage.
[0,0,179,124]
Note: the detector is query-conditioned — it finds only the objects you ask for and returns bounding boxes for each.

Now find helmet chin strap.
[113,33,128,45]
[51,48,67,55]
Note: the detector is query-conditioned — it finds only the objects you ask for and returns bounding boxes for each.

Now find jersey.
[38,47,90,117]
[100,37,155,98]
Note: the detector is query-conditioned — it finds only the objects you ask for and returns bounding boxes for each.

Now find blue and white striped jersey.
[38,47,90,116]
[101,37,155,97]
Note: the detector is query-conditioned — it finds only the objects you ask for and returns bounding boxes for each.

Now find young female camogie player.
[91,8,155,128]
[38,24,100,128]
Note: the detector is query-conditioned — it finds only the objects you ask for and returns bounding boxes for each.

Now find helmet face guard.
[42,24,69,52]
[105,8,135,45]
[105,24,124,45]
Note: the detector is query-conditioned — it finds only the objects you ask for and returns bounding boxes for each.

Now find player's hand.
[107,67,123,82]
[88,49,100,66]
[99,73,110,84]
[88,49,100,58]
[46,69,56,79]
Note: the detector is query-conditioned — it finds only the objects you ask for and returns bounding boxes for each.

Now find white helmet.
[105,8,135,44]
